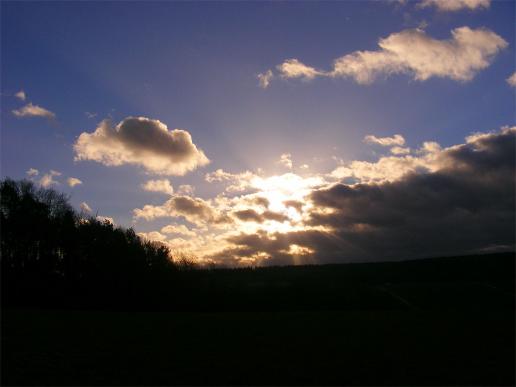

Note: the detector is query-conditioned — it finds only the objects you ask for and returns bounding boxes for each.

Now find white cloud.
[142,179,174,195]
[138,231,167,242]
[74,116,210,176]
[268,26,507,86]
[177,184,195,196]
[205,169,258,193]
[278,153,293,169]
[80,202,92,213]
[161,224,196,237]
[96,215,115,225]
[12,103,55,120]
[506,72,516,87]
[14,90,26,101]
[390,146,411,155]
[39,170,61,188]
[26,168,39,177]
[257,70,273,89]
[364,134,405,146]
[277,59,324,80]
[418,0,490,11]
[67,177,83,187]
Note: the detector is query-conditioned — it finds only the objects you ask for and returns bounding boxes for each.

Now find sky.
[1,0,515,266]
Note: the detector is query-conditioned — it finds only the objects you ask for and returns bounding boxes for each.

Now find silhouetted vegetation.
[1,178,175,309]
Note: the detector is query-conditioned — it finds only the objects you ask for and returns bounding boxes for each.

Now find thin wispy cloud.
[364,134,405,146]
[12,103,56,120]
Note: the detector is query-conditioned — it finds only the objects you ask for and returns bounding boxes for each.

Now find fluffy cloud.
[205,169,258,193]
[134,194,231,226]
[278,153,293,169]
[12,103,55,120]
[80,202,92,213]
[39,170,61,188]
[67,177,83,187]
[418,0,490,11]
[97,215,115,225]
[161,224,196,237]
[506,72,516,87]
[257,70,273,89]
[364,134,405,146]
[390,146,411,155]
[142,179,174,195]
[74,116,209,175]
[277,59,323,80]
[269,27,506,86]
[14,90,26,101]
[26,168,39,177]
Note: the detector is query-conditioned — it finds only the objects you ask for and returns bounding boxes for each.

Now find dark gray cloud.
[220,127,515,265]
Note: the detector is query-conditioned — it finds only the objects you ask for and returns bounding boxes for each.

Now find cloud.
[277,59,324,80]
[161,224,196,237]
[306,126,515,262]
[12,103,55,120]
[85,111,98,119]
[364,134,405,146]
[15,90,26,101]
[177,184,195,196]
[268,27,506,86]
[232,209,289,223]
[67,177,83,187]
[74,116,210,175]
[205,169,258,193]
[506,72,516,87]
[278,153,293,169]
[205,126,515,266]
[390,146,411,155]
[142,179,174,195]
[134,194,231,226]
[138,231,167,242]
[39,170,61,188]
[96,215,114,225]
[26,168,39,177]
[80,202,92,213]
[418,0,490,11]
[257,70,273,88]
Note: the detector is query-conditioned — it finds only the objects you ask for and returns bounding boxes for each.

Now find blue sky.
[1,1,515,265]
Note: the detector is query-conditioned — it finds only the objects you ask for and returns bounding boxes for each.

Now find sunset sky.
[1,0,514,266]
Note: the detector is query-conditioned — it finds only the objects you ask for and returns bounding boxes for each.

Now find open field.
[3,309,515,385]
[2,253,515,385]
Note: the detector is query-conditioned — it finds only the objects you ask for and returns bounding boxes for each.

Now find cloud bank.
[74,116,209,175]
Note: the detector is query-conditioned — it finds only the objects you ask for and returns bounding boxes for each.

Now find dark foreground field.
[2,253,515,386]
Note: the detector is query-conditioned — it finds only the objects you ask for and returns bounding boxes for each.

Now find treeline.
[1,178,186,309]
[2,178,514,312]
